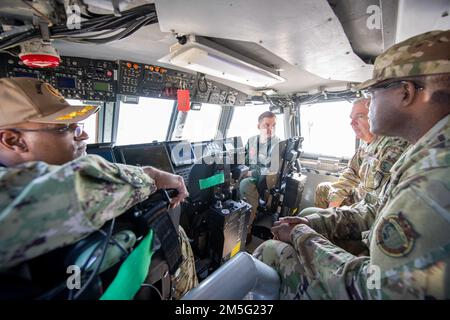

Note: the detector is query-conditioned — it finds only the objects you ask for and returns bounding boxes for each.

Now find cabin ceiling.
[2,0,450,95]
[154,0,372,90]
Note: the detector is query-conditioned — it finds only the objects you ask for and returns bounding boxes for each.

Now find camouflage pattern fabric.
[171,226,199,299]
[305,195,379,245]
[314,182,353,208]
[314,182,331,208]
[324,136,409,208]
[0,154,198,299]
[0,155,156,269]
[301,136,408,255]
[254,114,450,299]
[252,239,309,300]
[356,30,450,90]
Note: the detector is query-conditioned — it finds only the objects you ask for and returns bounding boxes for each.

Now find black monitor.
[204,136,243,155]
[86,143,116,163]
[191,139,231,163]
[191,141,206,161]
[114,143,174,173]
[165,140,196,168]
[186,163,217,203]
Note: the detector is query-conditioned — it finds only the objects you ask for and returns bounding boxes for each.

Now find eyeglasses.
[350,114,368,121]
[5,123,85,138]
[361,80,424,98]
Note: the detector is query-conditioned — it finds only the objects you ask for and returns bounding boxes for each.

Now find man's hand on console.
[143,166,189,208]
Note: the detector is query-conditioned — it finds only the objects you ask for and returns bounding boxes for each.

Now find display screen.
[117,143,174,173]
[56,76,76,88]
[93,81,109,91]
[86,144,115,163]
[13,71,38,78]
[166,141,196,167]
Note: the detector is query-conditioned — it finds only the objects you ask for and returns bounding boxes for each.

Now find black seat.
[252,137,306,240]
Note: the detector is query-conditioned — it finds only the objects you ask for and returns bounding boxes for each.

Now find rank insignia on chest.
[376,212,420,257]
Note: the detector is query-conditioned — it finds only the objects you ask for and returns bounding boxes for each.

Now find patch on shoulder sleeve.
[376,212,420,257]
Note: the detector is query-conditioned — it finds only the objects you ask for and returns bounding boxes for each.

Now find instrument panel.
[118,60,247,106]
[0,54,116,101]
[0,54,247,105]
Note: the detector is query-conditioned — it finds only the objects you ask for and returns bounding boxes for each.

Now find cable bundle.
[0,3,158,52]
[295,89,358,105]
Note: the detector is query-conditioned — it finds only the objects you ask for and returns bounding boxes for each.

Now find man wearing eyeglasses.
[254,30,450,299]
[298,98,409,255]
[0,77,197,299]
[311,98,409,212]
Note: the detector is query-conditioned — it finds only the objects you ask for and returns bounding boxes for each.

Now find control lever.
[129,189,177,225]
[164,188,179,204]
[213,192,225,209]
[231,165,249,180]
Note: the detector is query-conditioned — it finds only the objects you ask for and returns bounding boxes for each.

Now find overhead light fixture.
[159,35,285,88]
[19,40,61,68]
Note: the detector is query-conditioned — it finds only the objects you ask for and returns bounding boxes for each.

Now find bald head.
[350,98,375,143]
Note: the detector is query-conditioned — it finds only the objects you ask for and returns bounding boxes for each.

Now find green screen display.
[93,82,109,91]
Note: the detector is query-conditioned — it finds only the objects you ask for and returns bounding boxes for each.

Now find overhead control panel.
[0,54,116,101]
[195,74,246,106]
[118,60,247,106]
[118,60,196,99]
[0,55,247,105]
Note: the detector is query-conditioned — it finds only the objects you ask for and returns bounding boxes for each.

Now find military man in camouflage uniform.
[240,111,280,242]
[254,30,450,299]
[300,100,409,255]
[313,98,409,210]
[0,77,197,299]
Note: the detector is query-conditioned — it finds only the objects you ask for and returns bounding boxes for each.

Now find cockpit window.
[181,103,222,142]
[300,101,355,159]
[227,104,285,144]
[116,97,174,145]
[67,99,98,144]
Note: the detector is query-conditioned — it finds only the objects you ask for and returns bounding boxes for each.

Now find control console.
[0,54,116,101]
[118,60,247,106]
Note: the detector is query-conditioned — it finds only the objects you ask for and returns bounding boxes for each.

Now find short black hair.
[258,111,276,123]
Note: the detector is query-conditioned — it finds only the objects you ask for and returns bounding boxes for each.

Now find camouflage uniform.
[314,182,352,208]
[255,30,450,299]
[314,136,409,209]
[0,155,197,298]
[254,114,450,299]
[172,226,198,299]
[240,135,280,225]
